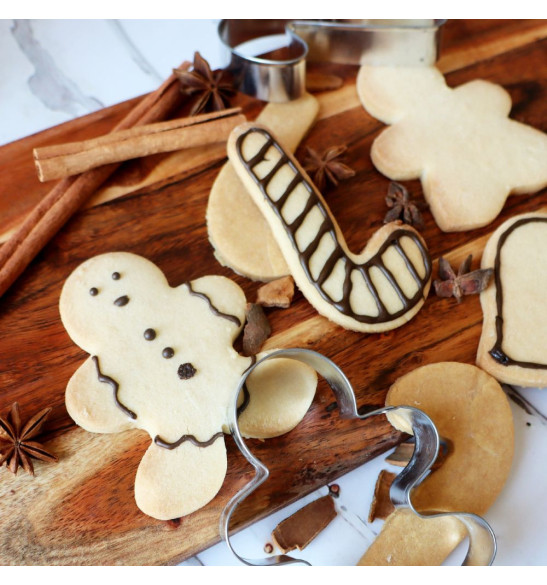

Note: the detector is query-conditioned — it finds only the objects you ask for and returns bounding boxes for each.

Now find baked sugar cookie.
[359,362,513,565]
[477,212,547,387]
[228,123,432,333]
[357,65,547,232]
[60,252,317,520]
[207,93,319,281]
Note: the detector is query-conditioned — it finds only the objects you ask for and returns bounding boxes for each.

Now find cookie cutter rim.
[218,19,446,102]
[219,348,497,566]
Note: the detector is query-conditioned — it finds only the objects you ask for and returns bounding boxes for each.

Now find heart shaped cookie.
[477,212,547,387]
[227,123,432,333]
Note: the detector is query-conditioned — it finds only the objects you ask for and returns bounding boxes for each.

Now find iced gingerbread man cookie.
[60,252,317,520]
[357,65,547,232]
[477,212,547,388]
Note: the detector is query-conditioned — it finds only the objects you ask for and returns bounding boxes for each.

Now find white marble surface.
[0,19,546,567]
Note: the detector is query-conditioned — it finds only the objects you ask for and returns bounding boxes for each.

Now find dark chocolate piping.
[237,355,256,418]
[91,356,137,420]
[236,127,432,324]
[114,295,129,306]
[184,282,242,327]
[489,216,547,369]
[154,432,223,450]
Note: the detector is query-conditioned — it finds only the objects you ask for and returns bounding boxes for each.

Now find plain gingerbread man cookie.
[60,252,316,520]
[357,65,547,232]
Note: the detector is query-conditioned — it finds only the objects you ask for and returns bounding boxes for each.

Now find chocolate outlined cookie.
[477,212,547,387]
[60,252,317,520]
[228,123,432,333]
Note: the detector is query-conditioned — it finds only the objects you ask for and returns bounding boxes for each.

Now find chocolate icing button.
[220,348,496,566]
[218,20,445,102]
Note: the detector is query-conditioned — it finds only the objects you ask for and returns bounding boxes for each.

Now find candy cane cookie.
[228,123,432,333]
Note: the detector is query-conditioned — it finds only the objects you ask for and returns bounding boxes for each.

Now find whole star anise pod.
[0,402,58,476]
[384,181,427,229]
[174,52,236,115]
[434,255,493,303]
[303,144,356,192]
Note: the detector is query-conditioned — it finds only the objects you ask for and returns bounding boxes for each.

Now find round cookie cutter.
[220,348,496,566]
[218,19,446,102]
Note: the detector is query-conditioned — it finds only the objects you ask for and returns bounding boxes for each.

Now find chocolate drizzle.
[184,281,241,327]
[489,216,547,369]
[154,431,223,450]
[235,127,432,324]
[91,356,137,419]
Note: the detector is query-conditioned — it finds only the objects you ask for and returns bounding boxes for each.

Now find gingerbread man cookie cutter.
[218,19,446,102]
[220,348,497,566]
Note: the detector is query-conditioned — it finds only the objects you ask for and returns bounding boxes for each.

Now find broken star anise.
[174,52,236,116]
[434,254,493,303]
[0,402,58,476]
[303,144,356,192]
[384,181,427,229]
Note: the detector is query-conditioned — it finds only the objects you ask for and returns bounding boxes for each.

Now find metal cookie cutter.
[218,19,446,102]
[220,348,497,566]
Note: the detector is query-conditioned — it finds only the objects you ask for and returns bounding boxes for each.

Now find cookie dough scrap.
[60,252,317,520]
[357,65,547,232]
[359,362,514,566]
[207,92,319,282]
[477,212,547,387]
[228,123,432,333]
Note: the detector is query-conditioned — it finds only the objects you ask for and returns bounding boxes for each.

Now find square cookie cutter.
[220,348,497,566]
[218,19,446,102]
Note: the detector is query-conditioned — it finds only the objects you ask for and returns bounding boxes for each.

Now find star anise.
[303,144,356,192]
[0,402,58,476]
[434,255,493,303]
[174,52,236,115]
[384,181,427,229]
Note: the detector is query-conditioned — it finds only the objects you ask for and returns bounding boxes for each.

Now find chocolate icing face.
[235,127,432,325]
[489,216,547,369]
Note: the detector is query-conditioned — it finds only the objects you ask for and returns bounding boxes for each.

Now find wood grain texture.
[0,20,546,565]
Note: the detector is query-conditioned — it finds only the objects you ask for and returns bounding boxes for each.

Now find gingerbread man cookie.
[60,252,317,520]
[357,65,547,232]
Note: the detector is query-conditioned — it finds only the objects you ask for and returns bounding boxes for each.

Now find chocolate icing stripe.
[247,135,275,168]
[276,173,304,210]
[236,127,431,324]
[184,282,242,327]
[489,216,547,369]
[154,432,224,450]
[92,356,137,420]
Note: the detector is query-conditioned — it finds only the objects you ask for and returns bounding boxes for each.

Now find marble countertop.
[0,19,546,567]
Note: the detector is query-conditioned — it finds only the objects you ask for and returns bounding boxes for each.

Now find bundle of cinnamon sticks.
[0,62,245,300]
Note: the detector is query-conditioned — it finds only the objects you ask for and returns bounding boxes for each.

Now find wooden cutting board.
[0,20,546,565]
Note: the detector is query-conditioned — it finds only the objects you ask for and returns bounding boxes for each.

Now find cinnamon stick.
[0,62,190,300]
[34,107,245,181]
